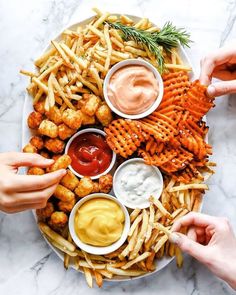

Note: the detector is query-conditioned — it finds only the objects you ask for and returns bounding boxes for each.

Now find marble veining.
[0,0,236,294]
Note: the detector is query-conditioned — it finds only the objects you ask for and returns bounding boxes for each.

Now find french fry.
[122,252,151,270]
[106,266,146,277]
[83,267,93,288]
[154,234,169,253]
[145,203,155,242]
[38,222,75,252]
[130,208,141,222]
[150,196,172,220]
[168,183,209,193]
[175,246,183,268]
[153,222,172,237]
[94,270,103,288]
[104,24,112,72]
[51,41,74,69]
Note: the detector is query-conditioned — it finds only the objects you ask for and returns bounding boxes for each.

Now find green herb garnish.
[106,21,191,73]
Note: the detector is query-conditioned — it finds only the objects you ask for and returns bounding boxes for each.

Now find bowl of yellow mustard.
[69,193,130,255]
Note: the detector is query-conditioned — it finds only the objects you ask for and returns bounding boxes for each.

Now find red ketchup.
[68,132,112,177]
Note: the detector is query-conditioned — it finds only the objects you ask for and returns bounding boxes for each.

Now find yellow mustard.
[74,198,125,247]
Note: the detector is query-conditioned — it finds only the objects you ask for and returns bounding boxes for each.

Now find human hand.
[0,152,66,213]
[170,212,236,290]
[199,44,236,97]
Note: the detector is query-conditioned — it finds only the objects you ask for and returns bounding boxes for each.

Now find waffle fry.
[105,119,147,158]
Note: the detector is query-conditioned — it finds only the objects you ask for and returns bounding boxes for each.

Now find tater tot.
[75,177,94,197]
[58,123,76,140]
[60,170,79,191]
[27,111,43,129]
[23,143,37,153]
[34,100,45,114]
[49,211,68,231]
[48,154,71,172]
[36,202,54,221]
[54,184,75,202]
[45,138,65,154]
[81,111,96,125]
[30,136,44,150]
[62,109,83,129]
[45,106,63,125]
[82,94,101,116]
[40,150,50,159]
[96,103,113,126]
[99,174,113,193]
[38,120,58,138]
[92,181,100,193]
[27,167,45,175]
[58,197,76,213]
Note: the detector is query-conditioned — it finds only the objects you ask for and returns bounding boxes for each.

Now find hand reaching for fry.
[0,152,66,213]
[170,212,236,290]
[200,44,236,97]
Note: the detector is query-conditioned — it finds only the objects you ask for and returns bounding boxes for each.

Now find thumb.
[3,152,54,168]
[207,80,236,97]
[169,232,208,263]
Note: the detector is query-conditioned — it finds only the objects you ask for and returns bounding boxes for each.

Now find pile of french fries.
[21,7,214,288]
[39,164,214,288]
[20,8,191,113]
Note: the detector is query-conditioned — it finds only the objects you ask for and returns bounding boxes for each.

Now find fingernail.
[169,233,181,244]
[207,85,215,97]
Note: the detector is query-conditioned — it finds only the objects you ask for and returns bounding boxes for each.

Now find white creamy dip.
[114,159,163,209]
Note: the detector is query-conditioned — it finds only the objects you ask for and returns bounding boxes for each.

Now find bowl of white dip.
[113,158,164,209]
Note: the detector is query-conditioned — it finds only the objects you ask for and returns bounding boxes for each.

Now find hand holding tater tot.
[0,152,66,213]
[170,212,236,290]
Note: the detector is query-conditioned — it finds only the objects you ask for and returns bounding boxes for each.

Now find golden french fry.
[106,266,146,277]
[122,252,151,270]
[169,183,209,193]
[83,267,93,288]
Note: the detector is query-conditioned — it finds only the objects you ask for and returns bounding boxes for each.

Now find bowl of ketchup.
[65,128,116,179]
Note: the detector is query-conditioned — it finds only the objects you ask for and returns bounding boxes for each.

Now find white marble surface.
[0,0,236,294]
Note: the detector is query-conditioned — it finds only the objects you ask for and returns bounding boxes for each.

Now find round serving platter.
[22,13,195,282]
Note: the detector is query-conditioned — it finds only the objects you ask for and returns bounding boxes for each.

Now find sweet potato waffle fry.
[105,119,148,158]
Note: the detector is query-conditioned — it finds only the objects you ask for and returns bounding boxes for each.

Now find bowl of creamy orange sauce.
[103,59,164,119]
[69,193,130,255]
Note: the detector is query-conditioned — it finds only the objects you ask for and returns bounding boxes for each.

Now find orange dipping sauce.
[68,132,112,177]
[107,65,159,115]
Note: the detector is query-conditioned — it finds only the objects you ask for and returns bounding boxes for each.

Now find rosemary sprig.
[106,21,191,73]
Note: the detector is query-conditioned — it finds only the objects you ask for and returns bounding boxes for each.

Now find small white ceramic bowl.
[69,193,130,255]
[113,158,164,209]
[103,59,164,120]
[65,128,116,180]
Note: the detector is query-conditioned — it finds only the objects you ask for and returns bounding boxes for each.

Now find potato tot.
[58,123,76,140]
[62,109,83,129]
[48,154,71,172]
[40,150,50,159]
[36,202,54,221]
[96,103,113,126]
[23,143,37,153]
[45,138,65,154]
[45,106,63,125]
[60,170,79,191]
[58,197,76,213]
[27,111,43,129]
[38,120,58,138]
[27,167,45,175]
[30,136,44,150]
[75,177,94,197]
[81,112,96,126]
[54,184,75,202]
[92,181,100,193]
[99,174,113,193]
[82,94,101,116]
[49,211,68,231]
[34,100,45,114]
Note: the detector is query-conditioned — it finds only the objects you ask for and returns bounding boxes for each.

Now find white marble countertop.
[0,0,236,294]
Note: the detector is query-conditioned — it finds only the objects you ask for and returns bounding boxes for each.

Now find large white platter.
[22,13,194,282]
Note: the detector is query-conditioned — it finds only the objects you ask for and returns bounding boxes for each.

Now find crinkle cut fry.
[105,119,147,158]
